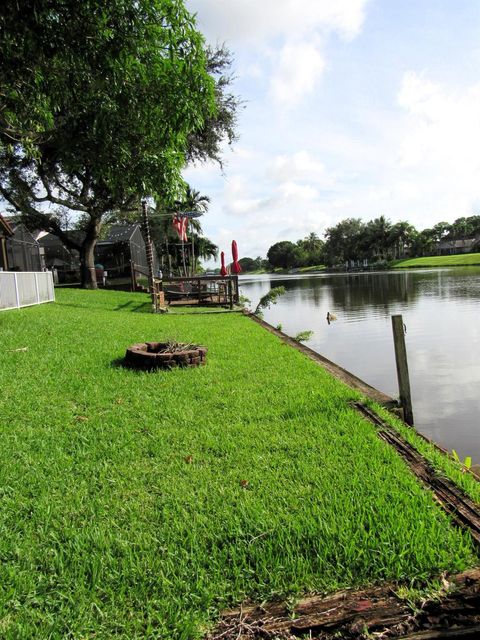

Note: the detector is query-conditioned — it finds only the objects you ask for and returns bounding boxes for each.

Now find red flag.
[231,240,242,274]
[220,251,227,276]
[172,215,188,241]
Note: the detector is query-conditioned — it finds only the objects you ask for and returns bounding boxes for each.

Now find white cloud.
[187,0,369,43]
[269,39,326,108]
[398,71,480,167]
[278,181,319,201]
[187,0,369,108]
[183,4,480,264]
[267,151,330,184]
[396,71,480,216]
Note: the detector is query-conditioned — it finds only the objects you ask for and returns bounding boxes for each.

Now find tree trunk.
[79,217,101,289]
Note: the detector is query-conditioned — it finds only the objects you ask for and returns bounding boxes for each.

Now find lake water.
[240,269,480,463]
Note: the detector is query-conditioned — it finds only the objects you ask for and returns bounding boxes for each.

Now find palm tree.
[175,185,210,235]
[366,216,393,259]
[389,221,416,259]
[302,232,322,252]
[173,185,212,274]
[195,236,218,265]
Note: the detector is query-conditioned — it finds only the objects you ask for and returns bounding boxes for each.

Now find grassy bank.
[392,252,480,268]
[0,289,478,639]
[273,264,325,274]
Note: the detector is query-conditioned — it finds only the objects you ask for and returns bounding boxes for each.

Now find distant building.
[438,236,480,255]
[36,230,84,282]
[96,224,157,278]
[3,221,155,282]
[0,215,14,271]
[3,220,43,271]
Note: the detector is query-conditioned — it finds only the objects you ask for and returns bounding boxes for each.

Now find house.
[95,224,158,278]
[36,230,84,282]
[16,222,156,283]
[438,237,480,255]
[0,215,14,271]
[3,220,44,271]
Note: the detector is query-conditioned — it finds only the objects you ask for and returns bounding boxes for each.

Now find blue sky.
[185,0,480,263]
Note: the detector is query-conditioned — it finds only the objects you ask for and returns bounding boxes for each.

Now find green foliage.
[0,1,238,286]
[1,0,216,196]
[185,44,241,167]
[323,218,366,266]
[267,241,300,269]
[148,186,218,275]
[293,330,314,342]
[452,449,472,471]
[0,289,477,638]
[371,403,480,504]
[264,214,480,272]
[238,256,268,272]
[254,286,286,316]
[267,237,324,270]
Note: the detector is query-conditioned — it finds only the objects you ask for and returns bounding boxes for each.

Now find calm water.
[240,269,480,462]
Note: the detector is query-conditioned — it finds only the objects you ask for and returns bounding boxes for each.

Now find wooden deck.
[159,275,240,309]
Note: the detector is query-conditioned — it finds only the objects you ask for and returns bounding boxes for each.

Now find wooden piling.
[391,315,414,426]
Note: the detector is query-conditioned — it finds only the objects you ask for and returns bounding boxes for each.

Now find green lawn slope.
[0,289,478,639]
[393,252,480,268]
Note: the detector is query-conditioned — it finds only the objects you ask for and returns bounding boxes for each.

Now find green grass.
[0,289,478,639]
[271,264,325,274]
[392,252,480,268]
[297,264,325,272]
[370,402,480,504]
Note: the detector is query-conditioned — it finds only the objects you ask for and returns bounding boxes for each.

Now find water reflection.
[240,269,480,462]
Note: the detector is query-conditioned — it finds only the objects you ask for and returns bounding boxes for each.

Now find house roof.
[438,237,479,249]
[36,231,85,247]
[0,215,14,237]
[97,224,140,245]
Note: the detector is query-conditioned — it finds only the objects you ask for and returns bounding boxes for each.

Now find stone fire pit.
[124,341,207,370]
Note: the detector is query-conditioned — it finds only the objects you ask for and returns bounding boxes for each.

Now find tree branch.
[0,183,82,251]
[35,165,88,212]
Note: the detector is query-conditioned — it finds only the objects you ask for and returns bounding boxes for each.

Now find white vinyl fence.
[0,271,55,311]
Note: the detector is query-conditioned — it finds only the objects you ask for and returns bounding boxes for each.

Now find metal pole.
[141,200,156,312]
[391,315,414,426]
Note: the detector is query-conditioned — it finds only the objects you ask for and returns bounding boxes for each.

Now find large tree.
[0,1,237,287]
[267,241,302,269]
[323,218,365,266]
[389,221,417,259]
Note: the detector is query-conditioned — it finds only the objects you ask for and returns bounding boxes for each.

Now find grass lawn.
[392,252,480,268]
[297,264,325,273]
[0,289,478,639]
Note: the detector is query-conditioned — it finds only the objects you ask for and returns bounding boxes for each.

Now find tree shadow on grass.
[56,300,151,314]
[113,301,151,313]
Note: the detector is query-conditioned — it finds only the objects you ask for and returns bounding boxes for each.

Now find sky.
[184,0,480,264]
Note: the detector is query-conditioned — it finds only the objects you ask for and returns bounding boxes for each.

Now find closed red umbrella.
[220,251,227,276]
[231,240,242,274]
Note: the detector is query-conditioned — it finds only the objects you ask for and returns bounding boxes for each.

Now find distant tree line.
[252,215,480,270]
